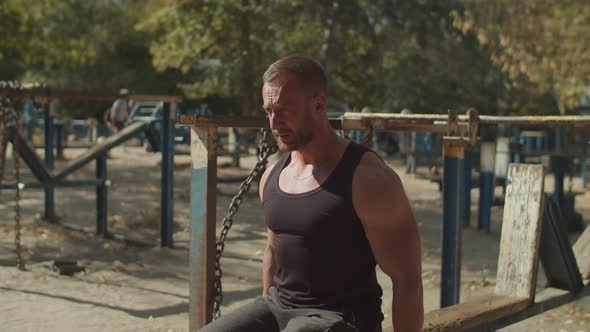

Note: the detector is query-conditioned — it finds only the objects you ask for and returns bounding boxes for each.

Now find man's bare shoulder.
[353,152,402,196]
[353,151,414,229]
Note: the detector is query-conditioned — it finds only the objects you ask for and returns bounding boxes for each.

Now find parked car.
[128,101,190,146]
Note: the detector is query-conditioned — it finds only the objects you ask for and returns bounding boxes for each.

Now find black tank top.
[263,141,383,310]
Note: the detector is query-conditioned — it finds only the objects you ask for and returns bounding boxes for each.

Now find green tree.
[139,0,275,116]
[455,1,590,112]
[3,0,181,118]
[0,1,29,79]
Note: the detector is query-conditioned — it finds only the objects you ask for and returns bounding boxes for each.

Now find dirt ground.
[1,144,589,332]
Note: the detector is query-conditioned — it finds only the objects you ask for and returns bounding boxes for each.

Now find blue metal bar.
[55,122,65,159]
[535,136,543,153]
[441,144,464,307]
[144,122,161,152]
[96,154,108,236]
[555,127,562,153]
[462,150,472,227]
[354,130,362,144]
[524,136,534,153]
[6,126,51,182]
[161,102,175,247]
[53,121,148,181]
[543,135,549,152]
[553,172,564,205]
[408,132,417,174]
[44,108,55,222]
[478,172,495,232]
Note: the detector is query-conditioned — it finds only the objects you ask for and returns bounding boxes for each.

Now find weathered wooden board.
[482,283,590,331]
[495,164,545,301]
[419,296,529,332]
[573,223,590,280]
[189,126,217,331]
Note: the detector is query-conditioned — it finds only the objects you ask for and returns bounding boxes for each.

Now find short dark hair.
[263,55,327,96]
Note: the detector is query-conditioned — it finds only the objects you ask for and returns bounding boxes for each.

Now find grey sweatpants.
[199,287,382,332]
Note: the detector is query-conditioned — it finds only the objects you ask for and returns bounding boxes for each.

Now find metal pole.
[525,136,533,154]
[161,102,175,247]
[462,149,472,227]
[96,154,108,236]
[408,132,417,174]
[582,158,588,189]
[43,105,55,222]
[189,126,217,330]
[553,171,565,206]
[228,128,240,167]
[478,142,496,233]
[441,143,464,307]
[55,121,65,160]
[555,127,562,154]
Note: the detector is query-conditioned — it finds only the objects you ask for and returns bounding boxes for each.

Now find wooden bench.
[384,164,590,331]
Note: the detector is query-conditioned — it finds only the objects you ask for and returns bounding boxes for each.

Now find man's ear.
[315,94,327,113]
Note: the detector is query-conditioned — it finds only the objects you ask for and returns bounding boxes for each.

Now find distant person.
[109,89,130,132]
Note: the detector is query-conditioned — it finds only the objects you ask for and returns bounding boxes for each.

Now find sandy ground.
[1,143,590,332]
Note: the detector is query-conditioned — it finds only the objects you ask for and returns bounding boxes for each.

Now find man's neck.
[291,129,346,167]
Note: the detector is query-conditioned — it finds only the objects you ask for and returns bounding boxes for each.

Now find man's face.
[262,76,316,151]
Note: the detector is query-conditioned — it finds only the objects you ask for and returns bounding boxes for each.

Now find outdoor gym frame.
[0,85,181,247]
[180,111,590,331]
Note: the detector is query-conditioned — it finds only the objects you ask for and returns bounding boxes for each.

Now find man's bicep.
[354,165,421,281]
[364,197,421,282]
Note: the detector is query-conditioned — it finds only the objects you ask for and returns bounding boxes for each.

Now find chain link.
[1,80,26,271]
[212,129,277,319]
[0,104,7,185]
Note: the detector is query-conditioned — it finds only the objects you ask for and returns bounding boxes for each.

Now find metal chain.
[1,80,26,271]
[0,104,7,185]
[212,129,278,319]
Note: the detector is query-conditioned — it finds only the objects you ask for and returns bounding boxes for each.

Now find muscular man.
[200,55,423,332]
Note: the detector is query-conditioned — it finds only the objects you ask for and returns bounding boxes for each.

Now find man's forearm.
[392,280,424,331]
[262,250,275,296]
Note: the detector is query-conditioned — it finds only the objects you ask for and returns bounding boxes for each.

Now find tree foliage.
[455,1,590,112]
[140,0,513,115]
[2,0,181,118]
[2,0,579,117]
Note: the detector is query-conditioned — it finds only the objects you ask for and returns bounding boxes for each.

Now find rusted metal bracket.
[442,108,479,148]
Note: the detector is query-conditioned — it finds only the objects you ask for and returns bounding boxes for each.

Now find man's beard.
[276,125,313,151]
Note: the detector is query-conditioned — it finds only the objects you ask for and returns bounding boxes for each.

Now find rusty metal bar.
[479,115,590,125]
[0,86,181,103]
[178,114,342,130]
[175,114,464,133]
[344,112,590,126]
